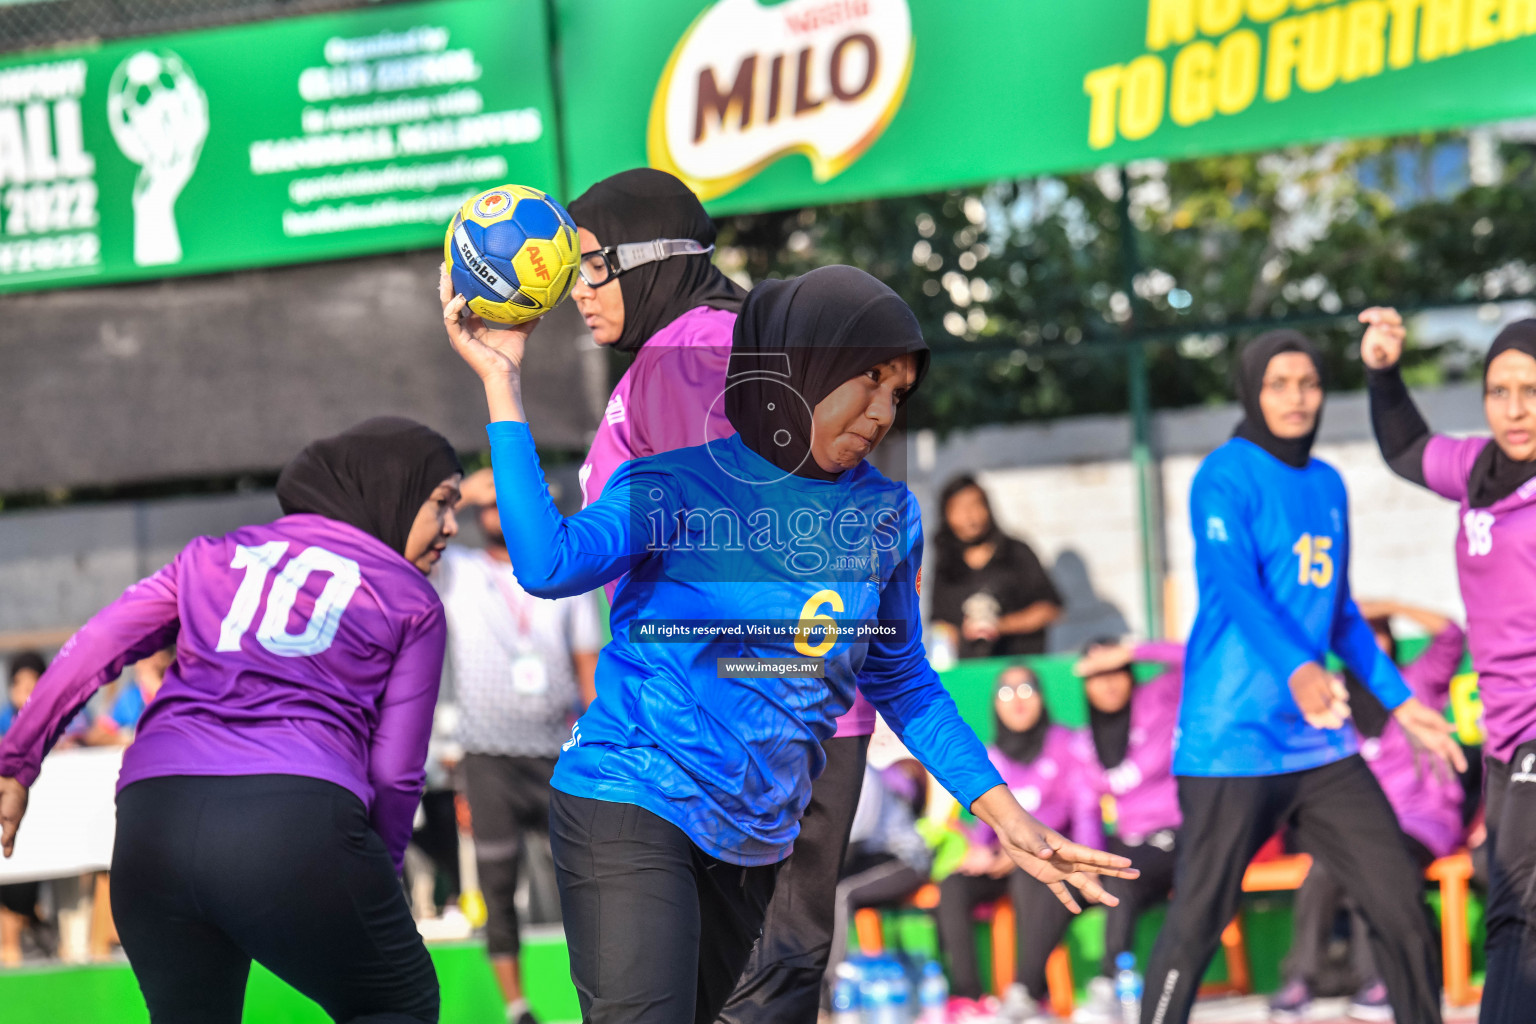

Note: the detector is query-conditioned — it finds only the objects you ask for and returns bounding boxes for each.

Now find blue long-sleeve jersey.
[1178,438,1410,777]
[488,422,1003,866]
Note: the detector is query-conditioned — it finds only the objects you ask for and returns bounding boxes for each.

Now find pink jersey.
[577,304,876,737]
[1423,435,1536,760]
[1072,642,1183,841]
[1360,622,1466,859]
[967,725,1101,848]
[0,514,445,870]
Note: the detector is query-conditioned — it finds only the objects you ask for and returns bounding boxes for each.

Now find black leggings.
[550,789,779,1024]
[717,733,869,1024]
[1140,758,1440,1024]
[1482,740,1536,1024]
[113,775,439,1024]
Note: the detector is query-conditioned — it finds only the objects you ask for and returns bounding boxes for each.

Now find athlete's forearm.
[1367,365,1430,487]
[0,567,180,786]
[481,372,525,425]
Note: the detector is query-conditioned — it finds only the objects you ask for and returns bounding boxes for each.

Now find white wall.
[911,383,1485,649]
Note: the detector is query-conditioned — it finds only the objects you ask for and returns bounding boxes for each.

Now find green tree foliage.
[714,130,1535,433]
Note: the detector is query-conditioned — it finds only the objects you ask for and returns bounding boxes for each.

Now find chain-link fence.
[0,0,418,56]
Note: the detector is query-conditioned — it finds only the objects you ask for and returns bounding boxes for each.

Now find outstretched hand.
[973,786,1138,914]
[1359,306,1406,370]
[0,776,28,858]
[1394,696,1468,776]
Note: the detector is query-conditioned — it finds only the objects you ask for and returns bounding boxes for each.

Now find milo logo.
[648,0,913,201]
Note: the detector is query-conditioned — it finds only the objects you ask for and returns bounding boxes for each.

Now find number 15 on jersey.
[1293,533,1334,588]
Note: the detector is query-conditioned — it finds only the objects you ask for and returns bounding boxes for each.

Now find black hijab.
[995,704,1052,766]
[933,474,1004,584]
[276,417,462,556]
[994,665,1051,764]
[1233,329,1324,469]
[1468,320,1536,508]
[726,266,931,481]
[567,168,745,353]
[1080,636,1134,768]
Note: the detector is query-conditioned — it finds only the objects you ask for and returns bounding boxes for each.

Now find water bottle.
[917,958,949,1023]
[832,961,862,1024]
[859,957,891,1024]
[1114,951,1143,1024]
[884,960,912,1024]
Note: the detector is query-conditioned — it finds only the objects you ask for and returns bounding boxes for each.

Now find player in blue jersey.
[1138,331,1464,1024]
[443,266,1135,1024]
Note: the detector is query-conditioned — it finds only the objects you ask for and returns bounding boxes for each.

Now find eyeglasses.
[578,238,715,288]
[996,681,1037,703]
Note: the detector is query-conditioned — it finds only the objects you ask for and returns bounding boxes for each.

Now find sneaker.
[1070,976,1118,1024]
[945,996,994,1021]
[1268,977,1311,1023]
[1347,980,1392,1022]
[999,982,1053,1023]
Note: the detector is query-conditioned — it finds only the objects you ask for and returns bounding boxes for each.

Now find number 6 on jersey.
[216,542,363,657]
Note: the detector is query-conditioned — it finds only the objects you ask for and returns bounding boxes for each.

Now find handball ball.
[444,185,580,327]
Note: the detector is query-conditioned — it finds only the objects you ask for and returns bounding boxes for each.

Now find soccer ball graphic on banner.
[107,50,208,268]
[444,185,580,327]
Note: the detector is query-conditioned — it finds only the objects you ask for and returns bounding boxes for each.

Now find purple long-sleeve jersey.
[1359,622,1466,859]
[1422,435,1536,761]
[0,514,445,871]
[968,725,1102,849]
[1073,642,1183,841]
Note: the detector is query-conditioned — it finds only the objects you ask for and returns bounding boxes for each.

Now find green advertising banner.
[0,0,559,294]
[557,0,1536,214]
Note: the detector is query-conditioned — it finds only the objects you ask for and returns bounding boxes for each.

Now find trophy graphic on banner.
[107,50,208,267]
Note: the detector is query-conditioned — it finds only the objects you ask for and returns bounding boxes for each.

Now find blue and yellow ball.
[444,184,580,327]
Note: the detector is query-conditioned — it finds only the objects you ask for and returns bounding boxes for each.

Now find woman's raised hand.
[441,264,535,424]
[1359,306,1406,370]
[440,263,538,383]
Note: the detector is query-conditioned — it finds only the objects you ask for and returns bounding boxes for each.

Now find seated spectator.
[1270,602,1467,1024]
[1067,639,1184,1024]
[935,664,1098,1022]
[0,652,45,737]
[1,653,58,966]
[930,476,1062,660]
[98,647,175,741]
[823,760,932,998]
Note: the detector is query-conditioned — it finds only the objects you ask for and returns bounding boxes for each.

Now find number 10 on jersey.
[217,542,363,657]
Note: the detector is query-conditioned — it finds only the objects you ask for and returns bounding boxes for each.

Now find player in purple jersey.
[1363,308,1536,1024]
[0,417,461,1024]
[564,169,883,1023]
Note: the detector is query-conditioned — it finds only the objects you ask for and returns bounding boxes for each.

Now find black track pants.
[1140,757,1440,1024]
[549,789,779,1024]
[715,734,869,1024]
[1481,740,1536,1024]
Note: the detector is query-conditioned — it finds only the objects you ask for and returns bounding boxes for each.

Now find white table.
[0,747,122,884]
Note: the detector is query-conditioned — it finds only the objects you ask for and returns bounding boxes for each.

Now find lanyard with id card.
[486,556,549,697]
